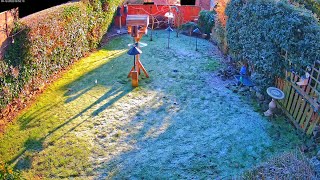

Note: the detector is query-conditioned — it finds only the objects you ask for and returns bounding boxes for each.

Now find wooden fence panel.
[276,61,320,136]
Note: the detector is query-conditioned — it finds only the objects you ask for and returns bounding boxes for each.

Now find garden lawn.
[0,30,303,179]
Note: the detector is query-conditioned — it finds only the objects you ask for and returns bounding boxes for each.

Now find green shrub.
[0,0,122,110]
[198,10,215,36]
[226,0,320,90]
[180,22,198,36]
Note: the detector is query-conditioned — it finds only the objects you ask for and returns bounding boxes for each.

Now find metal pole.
[134,55,136,70]
[196,36,198,51]
[168,31,170,49]
[150,7,153,41]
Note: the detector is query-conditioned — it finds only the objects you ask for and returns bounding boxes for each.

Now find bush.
[198,10,215,36]
[242,151,317,179]
[0,0,122,110]
[180,22,198,36]
[226,0,320,90]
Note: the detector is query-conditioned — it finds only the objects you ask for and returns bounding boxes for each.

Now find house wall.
[116,4,201,28]
[196,0,211,10]
[127,0,180,5]
[0,8,18,59]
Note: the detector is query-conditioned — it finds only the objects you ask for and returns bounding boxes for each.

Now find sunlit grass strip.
[0,40,127,178]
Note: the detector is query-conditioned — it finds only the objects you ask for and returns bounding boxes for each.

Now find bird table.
[126,15,150,87]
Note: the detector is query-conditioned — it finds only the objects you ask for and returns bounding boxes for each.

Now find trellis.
[276,60,320,136]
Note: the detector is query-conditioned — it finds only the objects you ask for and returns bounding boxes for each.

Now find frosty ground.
[0,30,302,179]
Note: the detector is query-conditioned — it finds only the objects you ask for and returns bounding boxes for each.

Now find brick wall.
[0,8,18,59]
[127,0,180,5]
[116,4,201,27]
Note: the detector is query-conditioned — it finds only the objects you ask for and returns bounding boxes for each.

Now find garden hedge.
[226,0,320,90]
[0,0,122,110]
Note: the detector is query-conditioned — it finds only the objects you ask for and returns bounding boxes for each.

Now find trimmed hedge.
[0,0,122,110]
[226,0,320,90]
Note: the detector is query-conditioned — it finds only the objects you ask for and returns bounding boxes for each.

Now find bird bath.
[264,87,285,117]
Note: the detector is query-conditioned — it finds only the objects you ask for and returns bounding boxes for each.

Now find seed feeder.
[193,28,201,51]
[116,6,122,34]
[164,12,174,19]
[164,11,174,26]
[165,26,173,49]
[126,15,150,87]
[264,87,285,117]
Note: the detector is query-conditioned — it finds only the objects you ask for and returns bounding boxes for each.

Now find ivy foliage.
[0,0,122,109]
[226,0,320,89]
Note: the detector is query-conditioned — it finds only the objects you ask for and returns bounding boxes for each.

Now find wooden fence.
[276,60,320,136]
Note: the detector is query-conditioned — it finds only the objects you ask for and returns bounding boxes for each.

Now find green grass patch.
[0,36,128,178]
[205,59,221,71]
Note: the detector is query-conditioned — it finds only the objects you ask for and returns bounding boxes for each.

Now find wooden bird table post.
[126,15,150,87]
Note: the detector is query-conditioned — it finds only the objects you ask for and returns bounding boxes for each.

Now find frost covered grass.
[0,30,303,178]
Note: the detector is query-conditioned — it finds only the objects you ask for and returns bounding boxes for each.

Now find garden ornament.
[297,66,311,86]
[264,87,285,117]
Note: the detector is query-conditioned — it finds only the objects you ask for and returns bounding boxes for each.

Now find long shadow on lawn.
[48,85,132,144]
[93,91,181,179]
[18,35,130,130]
[9,37,132,171]
[90,32,304,178]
